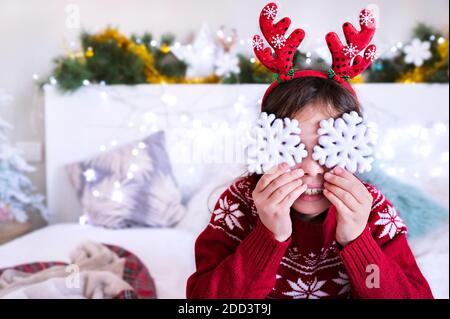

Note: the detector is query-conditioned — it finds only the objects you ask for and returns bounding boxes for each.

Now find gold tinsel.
[89,27,217,84]
[85,46,94,58]
[350,74,365,84]
[92,28,163,83]
[438,38,449,60]
[160,43,171,54]
[397,67,426,83]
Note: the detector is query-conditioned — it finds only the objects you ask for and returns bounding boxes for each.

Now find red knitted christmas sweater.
[186,175,433,299]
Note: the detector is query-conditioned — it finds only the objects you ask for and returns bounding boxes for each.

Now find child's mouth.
[299,185,324,202]
[304,187,323,196]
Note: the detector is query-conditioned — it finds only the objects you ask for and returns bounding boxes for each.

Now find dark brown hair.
[262,77,362,118]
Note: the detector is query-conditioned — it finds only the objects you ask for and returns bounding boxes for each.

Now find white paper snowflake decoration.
[403,38,432,67]
[312,111,377,173]
[246,112,308,174]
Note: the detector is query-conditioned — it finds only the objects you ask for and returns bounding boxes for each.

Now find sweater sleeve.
[186,178,291,299]
[339,184,434,299]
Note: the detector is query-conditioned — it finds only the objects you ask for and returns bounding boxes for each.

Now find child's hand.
[252,163,307,242]
[323,166,373,247]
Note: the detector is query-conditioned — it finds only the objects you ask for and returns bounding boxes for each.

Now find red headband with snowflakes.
[253,3,377,106]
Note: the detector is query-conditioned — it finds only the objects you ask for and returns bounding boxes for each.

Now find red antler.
[326,9,377,80]
[252,3,305,80]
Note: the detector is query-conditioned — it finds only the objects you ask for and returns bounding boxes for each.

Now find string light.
[82,79,90,86]
[138,142,146,149]
[32,74,39,81]
[144,111,157,123]
[90,87,447,182]
[79,214,88,225]
[111,190,124,203]
[161,94,177,106]
[49,76,57,85]
[430,167,443,177]
[100,91,108,100]
[433,122,448,134]
[83,168,97,182]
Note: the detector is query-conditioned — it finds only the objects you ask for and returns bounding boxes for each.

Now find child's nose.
[301,156,325,177]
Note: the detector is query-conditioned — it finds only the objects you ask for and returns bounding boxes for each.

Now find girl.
[186,4,433,299]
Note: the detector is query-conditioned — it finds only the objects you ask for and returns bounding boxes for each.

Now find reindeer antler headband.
[253,3,377,106]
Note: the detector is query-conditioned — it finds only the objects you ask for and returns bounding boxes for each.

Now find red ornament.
[252,3,305,77]
[253,3,377,106]
[326,8,377,79]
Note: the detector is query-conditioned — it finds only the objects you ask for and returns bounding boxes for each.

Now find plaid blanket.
[0,244,156,299]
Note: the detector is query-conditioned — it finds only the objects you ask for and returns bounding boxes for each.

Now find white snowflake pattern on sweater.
[213,196,245,231]
[374,205,407,239]
[282,277,329,299]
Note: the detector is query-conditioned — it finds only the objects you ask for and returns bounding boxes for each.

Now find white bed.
[0,223,195,299]
[0,84,448,298]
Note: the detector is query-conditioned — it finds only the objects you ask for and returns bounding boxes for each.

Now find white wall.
[0,0,449,199]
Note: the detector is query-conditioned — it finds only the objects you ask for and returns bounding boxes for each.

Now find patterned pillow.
[66,131,186,229]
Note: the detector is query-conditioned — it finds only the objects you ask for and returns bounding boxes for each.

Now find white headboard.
[45,84,449,224]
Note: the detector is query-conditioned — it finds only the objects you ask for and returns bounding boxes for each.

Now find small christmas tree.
[0,89,47,223]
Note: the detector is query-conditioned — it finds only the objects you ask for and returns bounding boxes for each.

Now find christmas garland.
[43,24,448,92]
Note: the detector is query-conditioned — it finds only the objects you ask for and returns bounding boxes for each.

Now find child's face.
[290,102,337,217]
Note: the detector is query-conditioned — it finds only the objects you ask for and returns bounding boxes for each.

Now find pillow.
[66,131,186,229]
[177,168,244,236]
[359,167,449,238]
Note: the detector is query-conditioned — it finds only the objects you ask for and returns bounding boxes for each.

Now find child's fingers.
[255,163,289,192]
[325,167,366,204]
[323,188,352,217]
[268,177,304,203]
[263,168,304,197]
[280,184,308,208]
[324,182,359,212]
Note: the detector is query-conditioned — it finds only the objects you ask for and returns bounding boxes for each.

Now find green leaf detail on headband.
[273,73,282,83]
[327,68,336,79]
[328,68,351,82]
[274,69,295,83]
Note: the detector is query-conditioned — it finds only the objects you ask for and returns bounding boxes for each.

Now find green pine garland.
[42,24,449,92]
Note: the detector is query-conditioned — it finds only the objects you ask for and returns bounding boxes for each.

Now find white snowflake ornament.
[263,5,278,20]
[246,112,307,174]
[312,111,377,174]
[271,34,286,49]
[403,38,432,67]
[343,43,359,58]
[214,52,240,77]
[359,10,375,27]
